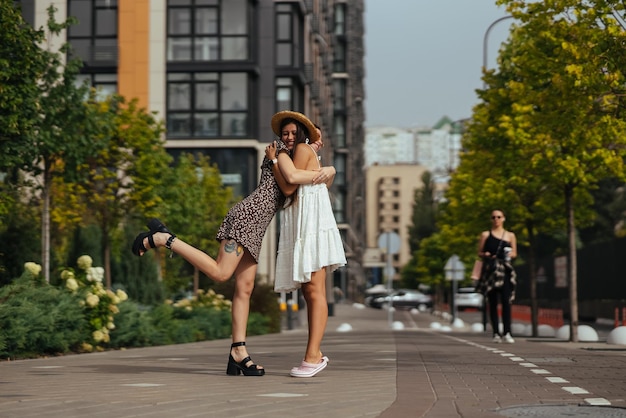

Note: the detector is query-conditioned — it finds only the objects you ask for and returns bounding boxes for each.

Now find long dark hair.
[279,117,311,206]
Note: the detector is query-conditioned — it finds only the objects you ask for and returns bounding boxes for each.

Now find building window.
[275,4,301,67]
[68,0,119,68]
[167,0,249,62]
[333,3,345,35]
[334,192,345,223]
[333,41,346,73]
[333,154,346,186]
[276,77,302,112]
[333,115,346,148]
[167,72,248,138]
[333,78,346,111]
[76,73,117,100]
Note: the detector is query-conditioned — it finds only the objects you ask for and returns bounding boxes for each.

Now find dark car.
[371,289,433,311]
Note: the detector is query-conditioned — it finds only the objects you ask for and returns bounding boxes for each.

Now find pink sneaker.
[290,356,329,378]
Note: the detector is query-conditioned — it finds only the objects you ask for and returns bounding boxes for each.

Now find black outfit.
[481,231,515,337]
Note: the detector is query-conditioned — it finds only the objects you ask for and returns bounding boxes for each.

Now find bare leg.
[146,233,242,283]
[230,251,262,369]
[301,267,328,363]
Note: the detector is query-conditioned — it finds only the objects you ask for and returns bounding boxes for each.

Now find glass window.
[276,77,302,113]
[68,0,118,69]
[333,79,346,111]
[333,115,346,147]
[334,192,345,223]
[95,9,116,36]
[167,72,249,138]
[167,0,249,61]
[275,3,300,67]
[334,3,345,35]
[195,8,217,34]
[221,0,246,34]
[169,8,192,34]
[333,42,346,73]
[69,1,92,37]
[277,14,291,40]
[221,73,247,110]
[333,154,346,186]
[222,37,247,60]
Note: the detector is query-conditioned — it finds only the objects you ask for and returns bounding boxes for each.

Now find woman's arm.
[271,151,298,196]
[278,144,336,185]
[508,232,517,259]
[477,231,490,258]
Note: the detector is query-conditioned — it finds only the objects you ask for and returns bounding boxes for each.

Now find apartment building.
[16,0,366,297]
[362,117,465,285]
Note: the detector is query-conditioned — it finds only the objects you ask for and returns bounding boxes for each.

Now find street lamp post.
[482,15,514,88]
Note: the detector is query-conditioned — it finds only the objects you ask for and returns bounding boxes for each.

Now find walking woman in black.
[477,209,517,343]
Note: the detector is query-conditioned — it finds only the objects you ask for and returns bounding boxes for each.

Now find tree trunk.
[565,185,579,342]
[526,222,538,337]
[42,165,52,283]
[103,223,112,289]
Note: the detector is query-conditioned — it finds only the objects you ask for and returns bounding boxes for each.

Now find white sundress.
[274,151,347,292]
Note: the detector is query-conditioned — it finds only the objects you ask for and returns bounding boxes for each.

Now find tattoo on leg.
[224,240,244,257]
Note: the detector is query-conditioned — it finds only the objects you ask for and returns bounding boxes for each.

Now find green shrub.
[110,296,233,349]
[0,270,89,359]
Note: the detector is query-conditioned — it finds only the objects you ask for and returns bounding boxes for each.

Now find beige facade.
[365,164,429,281]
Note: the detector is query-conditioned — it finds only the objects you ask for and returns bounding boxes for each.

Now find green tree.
[492,0,626,341]
[407,171,437,254]
[0,5,106,282]
[0,0,47,177]
[53,95,171,288]
[158,153,233,294]
[401,171,438,289]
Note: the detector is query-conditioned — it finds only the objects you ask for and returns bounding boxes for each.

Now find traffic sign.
[377,232,401,255]
[444,254,465,281]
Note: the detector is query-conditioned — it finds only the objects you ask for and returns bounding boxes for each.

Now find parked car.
[364,284,391,308]
[371,289,433,311]
[455,287,484,310]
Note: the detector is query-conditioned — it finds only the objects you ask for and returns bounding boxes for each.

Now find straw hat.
[271,111,320,143]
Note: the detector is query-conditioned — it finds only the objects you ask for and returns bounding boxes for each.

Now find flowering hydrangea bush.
[166,288,232,312]
[59,255,128,352]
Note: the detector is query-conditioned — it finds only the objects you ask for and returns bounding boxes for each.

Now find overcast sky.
[364,0,512,128]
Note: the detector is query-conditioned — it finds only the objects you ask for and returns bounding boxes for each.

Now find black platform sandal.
[226,342,265,376]
[131,218,176,256]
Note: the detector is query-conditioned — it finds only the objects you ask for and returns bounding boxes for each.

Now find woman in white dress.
[266,111,346,377]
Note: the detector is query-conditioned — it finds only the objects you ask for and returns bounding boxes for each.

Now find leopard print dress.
[215,141,288,262]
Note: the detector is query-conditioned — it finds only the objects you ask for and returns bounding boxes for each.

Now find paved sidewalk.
[1,303,626,417]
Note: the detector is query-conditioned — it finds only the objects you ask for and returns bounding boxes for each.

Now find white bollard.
[607,326,626,345]
[556,325,599,342]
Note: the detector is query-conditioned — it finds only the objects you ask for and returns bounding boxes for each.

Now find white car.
[455,287,484,310]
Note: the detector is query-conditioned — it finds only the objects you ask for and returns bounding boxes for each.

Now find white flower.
[106,322,116,330]
[85,293,100,307]
[24,262,42,276]
[116,289,128,301]
[60,270,75,280]
[77,255,93,271]
[92,330,104,342]
[66,278,79,291]
[86,266,104,282]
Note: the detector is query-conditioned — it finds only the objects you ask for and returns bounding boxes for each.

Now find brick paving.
[1,303,625,417]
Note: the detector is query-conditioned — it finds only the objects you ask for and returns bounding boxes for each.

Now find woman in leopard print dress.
[132,113,335,376]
